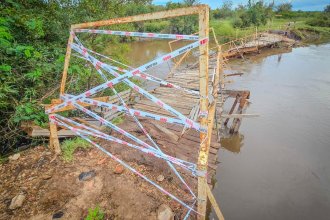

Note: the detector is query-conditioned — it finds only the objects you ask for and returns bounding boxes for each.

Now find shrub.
[307,15,330,27]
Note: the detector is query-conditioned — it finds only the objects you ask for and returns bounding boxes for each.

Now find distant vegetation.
[0,0,329,155]
[210,1,330,42]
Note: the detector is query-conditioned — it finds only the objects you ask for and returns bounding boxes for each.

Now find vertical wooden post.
[60,28,74,96]
[197,5,209,220]
[46,107,61,154]
[49,120,61,154]
[50,28,74,154]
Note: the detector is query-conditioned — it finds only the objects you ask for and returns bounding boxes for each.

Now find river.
[213,43,330,220]
[123,41,330,219]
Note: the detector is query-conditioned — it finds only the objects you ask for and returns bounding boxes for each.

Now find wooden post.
[60,29,74,96]
[47,105,61,154]
[51,28,74,154]
[49,121,61,154]
[197,5,209,220]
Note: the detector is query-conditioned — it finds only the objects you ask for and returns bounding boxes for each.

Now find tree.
[277,2,292,13]
[234,0,274,27]
[324,5,330,13]
[213,0,233,19]
[183,0,200,6]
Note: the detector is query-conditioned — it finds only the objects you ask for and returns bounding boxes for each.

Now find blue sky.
[153,0,329,11]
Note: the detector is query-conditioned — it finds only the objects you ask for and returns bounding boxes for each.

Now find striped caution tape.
[74,29,199,41]
[70,101,155,150]
[52,116,201,216]
[67,42,207,133]
[66,38,198,198]
[46,37,208,116]
[52,115,196,172]
[66,95,186,126]
[72,44,201,96]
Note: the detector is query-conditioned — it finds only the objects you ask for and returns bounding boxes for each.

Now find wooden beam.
[221,113,259,119]
[197,5,210,219]
[224,95,239,126]
[206,183,225,220]
[59,31,74,96]
[72,5,206,29]
[45,96,110,113]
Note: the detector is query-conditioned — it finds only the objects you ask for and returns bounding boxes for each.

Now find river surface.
[124,41,330,219]
[213,43,330,220]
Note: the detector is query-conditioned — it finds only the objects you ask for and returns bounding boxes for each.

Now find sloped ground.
[0,144,195,220]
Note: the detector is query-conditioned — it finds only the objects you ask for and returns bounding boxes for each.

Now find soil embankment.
[0,145,192,219]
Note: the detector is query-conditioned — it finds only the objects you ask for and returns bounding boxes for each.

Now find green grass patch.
[85,205,104,220]
[0,156,8,164]
[61,137,91,162]
[111,115,124,125]
[210,16,330,44]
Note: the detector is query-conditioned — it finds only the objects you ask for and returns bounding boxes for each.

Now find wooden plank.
[46,96,110,113]
[222,113,259,118]
[72,5,207,29]
[206,184,225,220]
[149,121,179,142]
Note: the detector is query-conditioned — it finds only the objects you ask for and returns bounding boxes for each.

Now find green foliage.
[307,12,330,28]
[237,1,274,27]
[213,1,234,19]
[210,20,235,43]
[165,1,198,34]
[61,137,91,162]
[325,5,330,13]
[144,21,170,32]
[111,116,124,125]
[212,0,274,28]
[0,0,157,154]
[85,206,104,220]
[13,102,48,126]
[0,156,8,164]
[276,3,292,13]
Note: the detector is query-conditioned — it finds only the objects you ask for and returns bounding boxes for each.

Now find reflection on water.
[220,133,244,154]
[122,40,199,90]
[212,44,330,220]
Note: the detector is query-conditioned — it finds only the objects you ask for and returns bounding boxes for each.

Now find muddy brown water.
[213,43,330,220]
[123,41,330,219]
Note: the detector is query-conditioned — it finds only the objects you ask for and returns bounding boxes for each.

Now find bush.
[307,15,330,27]
[232,16,243,28]
[144,21,170,33]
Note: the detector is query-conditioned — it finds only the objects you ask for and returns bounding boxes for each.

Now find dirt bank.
[0,145,194,220]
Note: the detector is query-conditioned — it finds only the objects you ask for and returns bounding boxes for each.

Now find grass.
[111,115,124,125]
[0,156,8,164]
[210,17,330,44]
[85,206,104,220]
[61,137,91,162]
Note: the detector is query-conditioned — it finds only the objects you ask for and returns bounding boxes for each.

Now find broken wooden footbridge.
[21,5,293,220]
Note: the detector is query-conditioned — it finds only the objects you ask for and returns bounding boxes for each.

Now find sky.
[153,0,329,11]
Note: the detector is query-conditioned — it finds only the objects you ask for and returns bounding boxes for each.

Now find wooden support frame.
[51,5,224,219]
